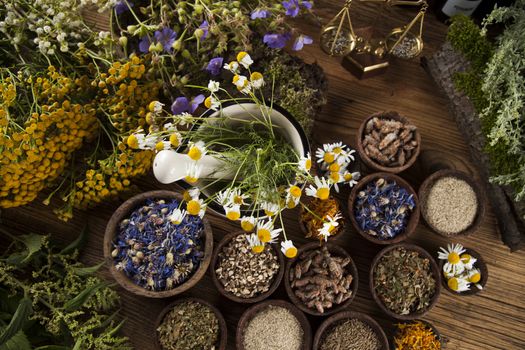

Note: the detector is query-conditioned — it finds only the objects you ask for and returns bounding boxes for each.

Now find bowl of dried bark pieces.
[211,231,285,303]
[356,111,421,173]
[236,299,312,350]
[284,242,358,316]
[313,311,389,350]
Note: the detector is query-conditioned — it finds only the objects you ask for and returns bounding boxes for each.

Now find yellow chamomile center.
[329,162,340,172]
[233,195,244,205]
[170,133,180,147]
[461,254,471,263]
[252,245,265,254]
[155,141,165,151]
[448,252,461,264]
[127,135,138,149]
[188,146,202,161]
[344,172,353,181]
[333,146,342,154]
[185,175,198,184]
[469,273,481,283]
[285,247,298,258]
[289,185,302,198]
[447,277,459,291]
[264,209,275,217]
[287,199,298,209]
[187,200,201,216]
[330,172,340,182]
[317,187,330,200]
[145,112,155,125]
[250,72,263,81]
[241,221,255,232]
[237,51,248,61]
[183,190,192,202]
[323,152,335,164]
[226,210,240,221]
[258,229,271,243]
[305,158,312,170]
[204,96,213,109]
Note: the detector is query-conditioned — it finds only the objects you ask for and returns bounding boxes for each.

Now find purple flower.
[251,9,270,19]
[171,95,205,114]
[292,34,313,51]
[138,36,151,53]
[190,95,205,113]
[115,0,133,15]
[206,57,224,76]
[154,27,177,53]
[301,1,313,10]
[282,0,300,17]
[263,33,291,49]
[199,20,209,40]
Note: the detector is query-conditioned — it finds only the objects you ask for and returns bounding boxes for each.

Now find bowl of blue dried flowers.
[104,190,213,298]
[348,173,420,245]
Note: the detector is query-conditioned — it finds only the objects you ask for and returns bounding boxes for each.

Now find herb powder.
[157,301,219,350]
[243,306,303,350]
[373,247,436,315]
[320,318,381,350]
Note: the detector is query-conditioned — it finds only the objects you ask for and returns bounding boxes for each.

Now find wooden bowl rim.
[236,299,312,350]
[438,247,488,296]
[348,172,421,245]
[313,310,390,350]
[356,111,421,173]
[392,319,443,348]
[103,190,213,298]
[418,169,486,237]
[154,297,227,350]
[284,242,359,316]
[298,196,346,241]
[369,243,442,320]
[210,231,285,304]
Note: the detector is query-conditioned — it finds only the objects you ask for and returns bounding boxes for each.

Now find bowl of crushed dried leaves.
[284,242,358,316]
[356,111,421,173]
[393,319,442,350]
[313,311,389,350]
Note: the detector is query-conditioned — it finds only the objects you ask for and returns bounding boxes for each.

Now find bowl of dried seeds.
[419,169,485,237]
[370,244,441,320]
[155,297,227,350]
[236,299,312,350]
[348,173,420,245]
[284,242,358,316]
[313,311,389,350]
[103,190,213,298]
[356,111,421,173]
[211,231,284,303]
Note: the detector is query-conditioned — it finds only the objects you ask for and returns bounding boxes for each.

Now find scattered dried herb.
[290,246,354,313]
[373,247,436,315]
[216,234,279,298]
[301,197,343,239]
[320,318,381,350]
[112,198,204,291]
[362,116,418,167]
[354,178,415,240]
[394,321,441,350]
[157,301,219,350]
[424,177,478,235]
[243,305,303,350]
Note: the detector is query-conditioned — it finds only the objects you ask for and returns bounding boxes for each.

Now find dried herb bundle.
[373,247,436,315]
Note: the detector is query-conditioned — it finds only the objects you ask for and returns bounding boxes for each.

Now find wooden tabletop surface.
[3,1,525,349]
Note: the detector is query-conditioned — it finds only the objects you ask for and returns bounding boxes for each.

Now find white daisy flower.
[317,226,331,242]
[343,171,360,187]
[447,276,470,293]
[315,145,335,165]
[136,133,158,150]
[163,122,177,132]
[438,243,466,276]
[148,100,164,114]
[224,204,241,221]
[246,233,265,254]
[187,141,206,161]
[184,162,202,184]
[236,51,253,69]
[229,188,249,206]
[232,74,251,94]
[461,253,478,270]
[250,72,265,89]
[257,220,282,243]
[336,148,356,165]
[204,95,220,110]
[298,153,312,172]
[467,268,483,289]
[223,61,240,74]
[241,216,257,232]
[280,240,298,258]
[305,176,331,200]
[261,201,280,217]
[207,80,220,92]
[169,209,187,225]
[175,112,194,126]
[187,197,206,217]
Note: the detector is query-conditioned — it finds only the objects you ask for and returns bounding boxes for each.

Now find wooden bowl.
[369,243,441,320]
[356,111,421,173]
[313,311,389,350]
[298,196,346,241]
[210,231,284,303]
[155,297,227,350]
[439,247,488,296]
[103,190,213,298]
[348,172,420,245]
[419,169,485,237]
[392,319,442,349]
[284,242,359,316]
[236,299,312,350]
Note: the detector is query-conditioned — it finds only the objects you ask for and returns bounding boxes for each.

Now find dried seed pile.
[157,301,219,350]
[424,176,478,235]
[243,305,303,350]
[216,234,279,298]
[301,197,343,239]
[320,318,381,350]
[390,36,420,59]
[290,246,354,314]
[373,247,436,315]
[362,115,418,167]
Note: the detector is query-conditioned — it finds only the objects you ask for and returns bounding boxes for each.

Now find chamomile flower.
[298,153,312,172]
[232,74,251,94]
[155,140,171,151]
[169,132,182,147]
[250,72,265,89]
[241,216,257,232]
[163,122,177,132]
[174,112,194,126]
[207,80,220,92]
[224,61,240,74]
[343,171,360,187]
[261,201,280,217]
[257,220,282,243]
[237,51,253,68]
[187,197,205,217]
[305,176,331,200]
[438,243,466,276]
[317,226,331,242]
[246,233,265,254]
[325,213,343,232]
[187,141,206,161]
[169,209,187,225]
[224,204,241,221]
[285,185,302,208]
[467,268,483,289]
[229,188,249,206]
[148,100,164,114]
[447,276,470,293]
[315,145,335,165]
[184,162,202,184]
[460,253,478,270]
[204,95,220,110]
[183,188,201,202]
[281,240,298,258]
[216,189,232,207]
[136,133,158,150]
[336,148,356,165]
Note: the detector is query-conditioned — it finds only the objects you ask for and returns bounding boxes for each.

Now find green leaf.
[106,319,125,337]
[71,339,82,350]
[34,346,71,350]
[0,330,31,350]
[5,234,45,265]
[0,297,32,346]
[59,226,88,256]
[71,261,104,277]
[97,309,120,330]
[63,282,107,311]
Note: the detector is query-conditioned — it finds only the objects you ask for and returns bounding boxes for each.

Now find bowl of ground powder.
[419,170,485,237]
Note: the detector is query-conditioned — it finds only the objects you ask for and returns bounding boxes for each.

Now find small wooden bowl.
[298,196,346,241]
[155,297,227,350]
[392,319,442,349]
[356,111,421,173]
[369,243,441,320]
[236,299,312,350]
[103,190,213,298]
[284,242,359,316]
[348,172,420,245]
[439,247,488,296]
[313,311,389,350]
[419,169,485,237]
[210,231,285,303]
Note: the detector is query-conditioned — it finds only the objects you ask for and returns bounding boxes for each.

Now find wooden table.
[3,1,525,349]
